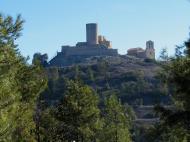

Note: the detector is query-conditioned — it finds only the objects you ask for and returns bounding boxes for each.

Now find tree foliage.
[0,14,47,141]
[147,35,190,141]
[52,80,102,142]
[100,95,132,142]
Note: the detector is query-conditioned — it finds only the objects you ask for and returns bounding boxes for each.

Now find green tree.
[32,52,48,67]
[159,48,169,61]
[53,80,102,142]
[0,14,23,47]
[147,36,190,141]
[87,66,94,82]
[36,106,59,142]
[100,95,131,142]
[0,14,47,141]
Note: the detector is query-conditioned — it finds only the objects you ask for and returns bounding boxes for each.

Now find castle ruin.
[127,40,155,59]
[49,23,118,67]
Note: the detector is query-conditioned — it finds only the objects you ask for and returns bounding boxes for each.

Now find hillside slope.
[45,55,171,106]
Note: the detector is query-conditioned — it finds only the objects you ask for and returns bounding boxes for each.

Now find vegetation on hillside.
[0,14,47,141]
[42,56,170,107]
[145,38,190,142]
[1,13,190,142]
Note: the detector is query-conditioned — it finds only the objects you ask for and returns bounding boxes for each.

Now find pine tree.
[53,80,102,142]
[100,95,131,142]
[0,14,47,141]
[147,35,190,141]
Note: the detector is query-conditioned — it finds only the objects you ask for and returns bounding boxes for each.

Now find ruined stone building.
[49,23,118,67]
[127,40,155,59]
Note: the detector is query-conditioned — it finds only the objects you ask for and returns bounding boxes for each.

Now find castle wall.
[137,51,146,58]
[62,46,118,56]
[98,35,112,48]
[49,47,118,67]
[127,48,145,58]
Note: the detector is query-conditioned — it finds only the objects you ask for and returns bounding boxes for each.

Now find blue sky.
[0,0,190,60]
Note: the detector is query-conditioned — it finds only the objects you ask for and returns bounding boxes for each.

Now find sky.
[0,0,190,60]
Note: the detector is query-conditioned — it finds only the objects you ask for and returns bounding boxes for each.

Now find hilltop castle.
[49,23,118,67]
[43,23,155,67]
[127,40,155,59]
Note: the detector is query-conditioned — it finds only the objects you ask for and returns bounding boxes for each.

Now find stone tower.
[86,23,98,45]
[145,40,155,59]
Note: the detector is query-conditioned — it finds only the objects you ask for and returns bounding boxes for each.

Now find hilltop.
[44,55,170,106]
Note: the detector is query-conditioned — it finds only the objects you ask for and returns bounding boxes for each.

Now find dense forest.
[0,14,190,142]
